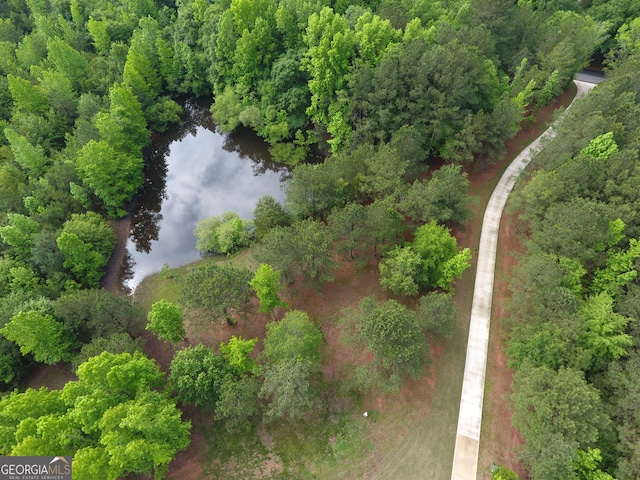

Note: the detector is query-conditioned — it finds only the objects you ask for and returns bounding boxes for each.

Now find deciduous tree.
[512,364,609,480]
[379,246,422,296]
[249,263,287,316]
[146,299,186,344]
[169,344,234,408]
[263,310,323,367]
[1,310,73,364]
[357,296,428,384]
[255,219,336,287]
[219,336,257,375]
[181,262,253,325]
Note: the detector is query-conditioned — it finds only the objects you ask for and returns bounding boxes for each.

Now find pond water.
[118,99,288,292]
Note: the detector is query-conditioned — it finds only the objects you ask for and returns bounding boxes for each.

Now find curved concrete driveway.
[451,79,596,480]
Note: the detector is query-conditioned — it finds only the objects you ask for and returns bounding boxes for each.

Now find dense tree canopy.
[0,352,191,478]
[0,0,630,474]
[507,43,640,479]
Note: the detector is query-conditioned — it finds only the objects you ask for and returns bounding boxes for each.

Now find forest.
[0,0,638,478]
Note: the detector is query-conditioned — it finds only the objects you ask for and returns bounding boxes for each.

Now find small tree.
[379,246,422,296]
[358,297,429,383]
[263,310,323,367]
[168,345,234,408]
[215,376,262,432]
[146,300,186,344]
[254,219,337,287]
[249,264,288,316]
[260,358,316,422]
[56,212,116,288]
[181,262,253,326]
[412,221,471,290]
[194,212,253,255]
[417,292,456,339]
[219,336,258,375]
[253,195,291,240]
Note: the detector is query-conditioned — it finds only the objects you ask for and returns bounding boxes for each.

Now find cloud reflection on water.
[122,123,287,291]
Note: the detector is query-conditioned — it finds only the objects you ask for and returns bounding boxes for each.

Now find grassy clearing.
[134,249,257,312]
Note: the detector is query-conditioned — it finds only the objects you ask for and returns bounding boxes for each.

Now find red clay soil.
[476,210,527,479]
[160,85,577,479]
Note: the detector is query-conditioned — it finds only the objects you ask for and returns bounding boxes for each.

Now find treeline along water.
[118,99,289,292]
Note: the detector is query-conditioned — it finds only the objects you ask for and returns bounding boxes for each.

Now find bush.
[194,212,254,255]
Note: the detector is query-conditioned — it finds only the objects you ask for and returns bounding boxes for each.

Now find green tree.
[219,335,258,375]
[0,213,40,262]
[249,263,288,315]
[46,36,88,91]
[354,12,401,67]
[56,212,116,288]
[378,246,422,296]
[122,16,162,109]
[180,262,253,325]
[4,127,48,179]
[591,238,640,296]
[1,310,73,364]
[194,212,252,255]
[73,447,119,480]
[146,299,186,344]
[580,293,632,366]
[53,288,145,343]
[304,7,355,127]
[7,73,49,115]
[98,389,190,479]
[580,131,619,161]
[360,143,409,201]
[168,344,234,408]
[491,466,519,480]
[71,332,145,372]
[76,139,143,217]
[357,296,428,385]
[214,376,262,433]
[260,357,316,422]
[0,387,67,454]
[254,219,337,287]
[327,202,368,261]
[98,82,149,155]
[74,351,164,399]
[531,198,618,267]
[511,364,609,480]
[574,448,615,480]
[253,195,291,240]
[417,292,456,339]
[263,310,323,366]
[364,199,404,256]
[412,221,471,290]
[399,164,470,226]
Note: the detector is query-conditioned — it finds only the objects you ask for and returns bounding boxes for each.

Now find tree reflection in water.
[119,98,289,292]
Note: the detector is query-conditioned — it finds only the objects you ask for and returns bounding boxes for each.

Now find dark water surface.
[119,99,288,291]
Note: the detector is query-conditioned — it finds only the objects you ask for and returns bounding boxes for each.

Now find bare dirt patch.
[476,211,526,479]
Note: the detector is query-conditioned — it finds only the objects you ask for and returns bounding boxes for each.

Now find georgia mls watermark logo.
[0,456,72,480]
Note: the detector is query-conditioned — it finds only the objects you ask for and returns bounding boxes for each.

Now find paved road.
[576,69,606,84]
[450,79,596,480]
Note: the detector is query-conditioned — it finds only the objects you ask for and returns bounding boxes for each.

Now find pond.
[117,99,288,292]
